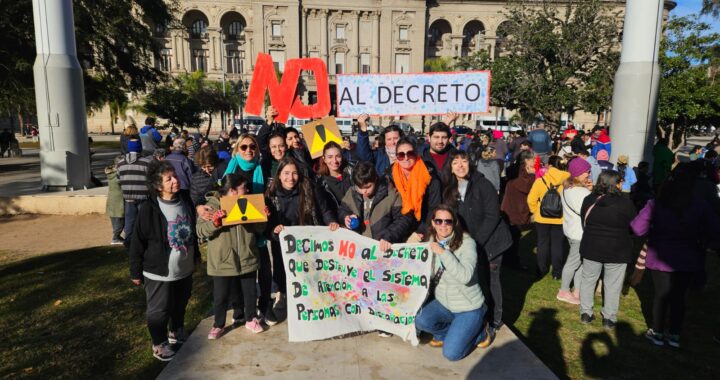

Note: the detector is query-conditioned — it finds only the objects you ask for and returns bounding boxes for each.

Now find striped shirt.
[117,153,154,201]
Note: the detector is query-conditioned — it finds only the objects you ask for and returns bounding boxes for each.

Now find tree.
[424,57,454,72]
[472,0,621,126]
[0,0,176,120]
[702,0,720,17]
[143,72,241,134]
[657,16,720,149]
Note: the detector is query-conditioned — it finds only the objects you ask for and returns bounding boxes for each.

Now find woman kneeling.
[415,205,493,361]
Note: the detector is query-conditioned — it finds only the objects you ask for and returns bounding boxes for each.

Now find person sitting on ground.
[415,205,493,361]
[197,174,268,339]
[557,157,592,305]
[579,170,637,329]
[388,137,442,242]
[129,160,199,362]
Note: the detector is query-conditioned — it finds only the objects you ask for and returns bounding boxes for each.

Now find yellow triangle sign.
[226,198,265,223]
[310,124,342,155]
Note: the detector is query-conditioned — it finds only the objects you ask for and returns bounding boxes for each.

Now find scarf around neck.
[386,147,397,164]
[392,159,432,221]
[224,154,265,194]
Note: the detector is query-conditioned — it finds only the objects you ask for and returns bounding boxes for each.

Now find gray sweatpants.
[580,259,626,322]
[560,239,582,292]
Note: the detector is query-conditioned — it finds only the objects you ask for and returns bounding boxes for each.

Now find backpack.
[539,177,563,218]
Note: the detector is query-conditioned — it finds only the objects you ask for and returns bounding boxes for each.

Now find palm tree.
[702,0,720,17]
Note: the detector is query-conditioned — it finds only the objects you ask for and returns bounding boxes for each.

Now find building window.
[399,26,409,41]
[272,22,282,37]
[228,21,244,40]
[360,53,371,73]
[192,49,207,72]
[336,25,346,41]
[227,51,242,74]
[191,20,207,39]
[270,50,285,72]
[335,52,345,74]
[158,49,171,72]
[395,53,409,73]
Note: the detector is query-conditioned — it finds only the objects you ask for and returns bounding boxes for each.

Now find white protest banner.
[336,71,491,117]
[279,226,432,345]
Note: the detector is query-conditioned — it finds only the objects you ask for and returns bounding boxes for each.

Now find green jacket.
[105,167,124,218]
[431,233,485,313]
[196,192,266,276]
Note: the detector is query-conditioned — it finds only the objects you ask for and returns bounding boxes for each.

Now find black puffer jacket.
[455,173,512,260]
[338,181,414,243]
[316,166,354,218]
[266,184,337,240]
[580,194,637,263]
[190,170,213,206]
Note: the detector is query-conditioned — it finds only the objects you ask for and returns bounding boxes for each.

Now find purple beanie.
[127,139,142,153]
[568,157,591,178]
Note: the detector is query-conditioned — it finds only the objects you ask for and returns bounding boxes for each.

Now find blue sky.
[673,0,720,32]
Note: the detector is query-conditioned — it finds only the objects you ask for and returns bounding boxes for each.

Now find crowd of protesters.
[109,112,720,362]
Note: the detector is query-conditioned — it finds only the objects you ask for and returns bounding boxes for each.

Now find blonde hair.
[233,133,259,154]
[123,125,139,136]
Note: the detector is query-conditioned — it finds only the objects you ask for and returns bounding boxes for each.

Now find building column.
[303,9,310,57]
[320,9,329,65]
[209,28,221,71]
[609,0,664,165]
[351,10,360,72]
[371,11,379,72]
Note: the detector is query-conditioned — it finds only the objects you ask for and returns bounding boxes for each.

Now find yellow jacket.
[527,167,571,225]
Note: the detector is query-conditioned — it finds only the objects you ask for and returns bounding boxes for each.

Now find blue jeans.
[123,200,144,248]
[415,300,488,361]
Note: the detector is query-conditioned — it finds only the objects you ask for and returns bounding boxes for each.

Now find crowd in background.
[107,110,720,362]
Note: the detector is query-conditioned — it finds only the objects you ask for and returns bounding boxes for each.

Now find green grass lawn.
[0,235,718,379]
[504,229,720,379]
[0,247,212,379]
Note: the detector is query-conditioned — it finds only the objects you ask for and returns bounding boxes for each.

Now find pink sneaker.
[556,290,580,305]
[207,327,224,340]
[245,318,265,334]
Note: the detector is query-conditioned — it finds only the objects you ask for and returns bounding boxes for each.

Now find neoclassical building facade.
[89,0,676,132]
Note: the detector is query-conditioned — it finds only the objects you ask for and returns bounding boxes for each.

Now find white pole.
[608,0,665,166]
[32,0,91,190]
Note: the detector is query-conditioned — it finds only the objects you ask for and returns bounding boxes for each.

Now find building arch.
[182,9,210,39]
[427,18,452,57]
[462,19,485,56]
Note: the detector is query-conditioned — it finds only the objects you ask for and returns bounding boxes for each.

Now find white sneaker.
[378,331,392,338]
[152,342,176,361]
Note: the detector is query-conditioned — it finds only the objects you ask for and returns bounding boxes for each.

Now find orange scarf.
[392,159,432,221]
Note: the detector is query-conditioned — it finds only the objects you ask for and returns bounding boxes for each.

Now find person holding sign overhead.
[356,114,404,177]
[389,137,442,242]
[197,174,268,339]
[265,157,340,322]
[415,205,493,361]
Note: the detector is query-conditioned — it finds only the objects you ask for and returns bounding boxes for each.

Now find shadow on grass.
[0,246,212,379]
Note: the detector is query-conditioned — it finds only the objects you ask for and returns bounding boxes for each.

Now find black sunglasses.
[396,150,416,161]
[433,219,453,226]
[239,143,257,152]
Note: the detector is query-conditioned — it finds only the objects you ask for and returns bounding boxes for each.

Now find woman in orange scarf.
[390,137,442,243]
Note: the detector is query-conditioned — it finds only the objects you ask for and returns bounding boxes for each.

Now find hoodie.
[527,167,571,225]
[116,152,154,201]
[139,125,162,154]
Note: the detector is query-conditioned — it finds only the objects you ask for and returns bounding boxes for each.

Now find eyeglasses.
[239,143,257,152]
[396,150,416,161]
[433,219,454,226]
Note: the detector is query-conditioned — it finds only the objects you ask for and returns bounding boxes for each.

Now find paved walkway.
[158,313,557,380]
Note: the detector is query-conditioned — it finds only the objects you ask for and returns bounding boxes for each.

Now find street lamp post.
[220,32,227,131]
